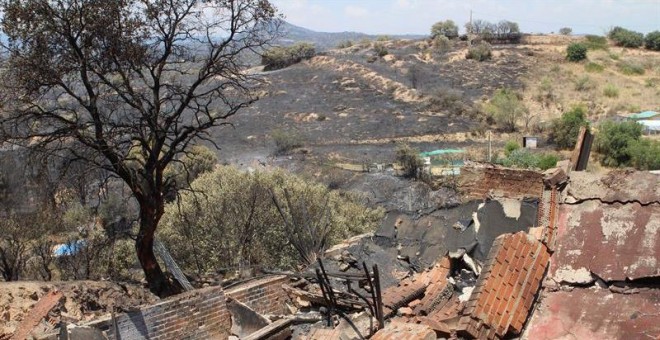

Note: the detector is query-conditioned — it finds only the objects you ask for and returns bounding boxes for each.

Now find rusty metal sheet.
[551,202,660,282]
[568,171,660,204]
[524,289,660,340]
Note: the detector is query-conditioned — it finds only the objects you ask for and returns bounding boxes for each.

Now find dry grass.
[521,46,660,123]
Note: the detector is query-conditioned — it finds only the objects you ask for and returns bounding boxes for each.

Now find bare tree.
[0,0,280,296]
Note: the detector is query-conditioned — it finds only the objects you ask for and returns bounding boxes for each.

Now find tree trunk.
[136,199,182,298]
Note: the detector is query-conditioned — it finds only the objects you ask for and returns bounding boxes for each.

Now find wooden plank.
[11,290,63,340]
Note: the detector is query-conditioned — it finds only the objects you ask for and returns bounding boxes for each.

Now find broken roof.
[458,232,550,339]
[552,201,660,282]
[524,289,660,340]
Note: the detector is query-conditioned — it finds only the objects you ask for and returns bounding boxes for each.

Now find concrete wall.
[225,275,291,316]
[106,286,231,340]
[460,166,544,200]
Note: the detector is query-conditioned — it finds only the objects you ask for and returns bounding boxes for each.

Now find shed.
[522,136,539,149]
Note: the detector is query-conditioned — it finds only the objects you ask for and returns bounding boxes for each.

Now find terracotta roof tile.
[458,232,550,339]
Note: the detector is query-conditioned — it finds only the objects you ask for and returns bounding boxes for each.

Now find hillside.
[214,35,660,175]
[277,21,426,50]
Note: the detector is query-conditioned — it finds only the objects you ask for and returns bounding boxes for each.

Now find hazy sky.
[270,0,659,35]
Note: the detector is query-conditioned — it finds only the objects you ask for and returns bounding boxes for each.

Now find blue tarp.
[53,240,86,256]
[419,149,465,157]
[630,111,659,120]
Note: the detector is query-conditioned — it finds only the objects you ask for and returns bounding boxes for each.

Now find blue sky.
[270,0,659,35]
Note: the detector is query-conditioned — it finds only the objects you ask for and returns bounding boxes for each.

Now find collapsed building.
[7,133,660,340]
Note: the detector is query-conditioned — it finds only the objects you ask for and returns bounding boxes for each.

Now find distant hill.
[277,21,426,50]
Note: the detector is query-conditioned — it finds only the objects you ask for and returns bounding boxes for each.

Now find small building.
[638,120,660,135]
[522,136,539,149]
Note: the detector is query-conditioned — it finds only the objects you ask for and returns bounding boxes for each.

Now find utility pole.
[468,10,473,46]
[488,130,492,162]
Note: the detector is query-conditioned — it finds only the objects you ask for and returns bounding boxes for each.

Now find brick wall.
[225,275,291,315]
[105,286,231,340]
[460,165,544,200]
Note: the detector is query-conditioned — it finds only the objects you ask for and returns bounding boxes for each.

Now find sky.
[270,0,660,36]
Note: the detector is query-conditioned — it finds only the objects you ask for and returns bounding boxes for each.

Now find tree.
[566,43,587,62]
[550,105,590,149]
[645,31,660,51]
[559,27,572,35]
[0,0,279,297]
[431,20,459,39]
[595,121,643,167]
[485,88,527,132]
[608,26,644,48]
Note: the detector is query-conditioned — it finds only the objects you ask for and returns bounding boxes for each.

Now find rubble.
[5,162,657,340]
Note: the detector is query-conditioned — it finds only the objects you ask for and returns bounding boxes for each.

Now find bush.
[337,40,353,49]
[433,35,452,54]
[160,166,384,274]
[628,139,660,170]
[574,75,594,91]
[645,31,660,51]
[485,88,527,132]
[584,35,608,50]
[617,61,645,75]
[559,27,572,35]
[272,128,305,155]
[584,62,604,73]
[504,140,521,157]
[466,42,492,61]
[603,83,619,98]
[595,120,643,167]
[431,20,459,39]
[497,149,558,170]
[566,43,587,62]
[609,27,644,48]
[396,144,424,179]
[374,42,388,57]
[549,105,590,149]
[262,43,316,71]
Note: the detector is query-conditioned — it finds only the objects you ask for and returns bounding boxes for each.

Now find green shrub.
[466,42,492,61]
[584,35,608,50]
[603,83,619,98]
[431,20,459,39]
[608,52,620,60]
[272,128,305,155]
[617,61,645,75]
[262,43,316,71]
[566,43,587,62]
[337,40,353,49]
[377,35,390,41]
[485,88,527,132]
[574,75,594,91]
[559,27,572,35]
[609,27,644,48]
[628,138,660,170]
[537,153,560,170]
[374,42,388,57]
[504,140,521,157]
[497,149,558,170]
[584,62,604,73]
[433,35,452,54]
[160,166,385,273]
[396,144,424,179]
[549,105,590,149]
[645,31,660,51]
[595,120,643,167]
